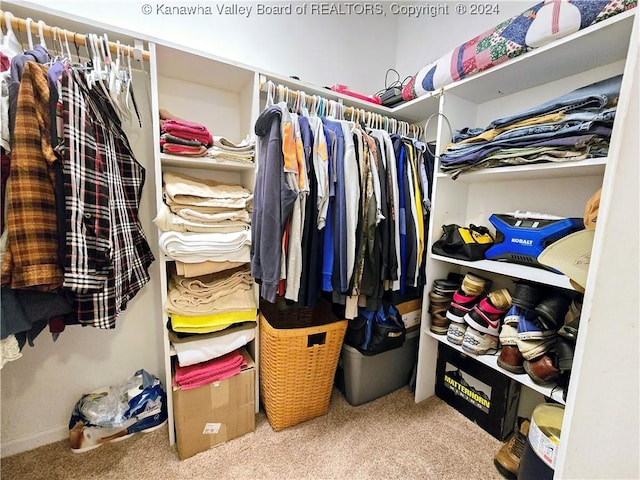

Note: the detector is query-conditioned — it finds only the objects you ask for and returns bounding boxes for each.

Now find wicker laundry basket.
[259,299,347,431]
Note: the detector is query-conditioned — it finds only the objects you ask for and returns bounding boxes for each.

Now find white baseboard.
[1,425,68,458]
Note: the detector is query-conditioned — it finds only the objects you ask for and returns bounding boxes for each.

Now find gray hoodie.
[251,105,297,302]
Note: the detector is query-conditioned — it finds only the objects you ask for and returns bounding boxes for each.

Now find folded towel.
[173,349,247,390]
[162,143,208,157]
[161,119,213,146]
[170,323,256,367]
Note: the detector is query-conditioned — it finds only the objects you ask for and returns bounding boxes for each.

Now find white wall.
[5,0,399,96]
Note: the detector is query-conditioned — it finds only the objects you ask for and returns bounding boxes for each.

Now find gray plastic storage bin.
[335,329,419,406]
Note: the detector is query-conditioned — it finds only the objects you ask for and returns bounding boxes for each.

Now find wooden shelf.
[425,330,566,404]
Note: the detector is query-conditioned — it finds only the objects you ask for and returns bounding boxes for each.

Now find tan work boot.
[494,418,530,479]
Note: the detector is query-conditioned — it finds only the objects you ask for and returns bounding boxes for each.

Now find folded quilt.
[173,349,247,390]
[403,0,636,100]
[170,322,256,367]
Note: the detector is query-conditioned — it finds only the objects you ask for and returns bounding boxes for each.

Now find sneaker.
[516,336,557,361]
[502,305,522,327]
[464,288,512,336]
[511,281,543,310]
[517,311,557,340]
[494,418,531,479]
[429,290,454,335]
[497,324,524,374]
[446,321,467,345]
[534,293,572,332]
[69,370,168,453]
[558,294,583,343]
[462,326,499,355]
[446,273,488,322]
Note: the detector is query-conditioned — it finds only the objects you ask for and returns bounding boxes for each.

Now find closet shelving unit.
[414,8,636,411]
[148,41,261,445]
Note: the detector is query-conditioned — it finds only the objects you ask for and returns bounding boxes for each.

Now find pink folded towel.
[162,119,213,146]
[173,349,247,390]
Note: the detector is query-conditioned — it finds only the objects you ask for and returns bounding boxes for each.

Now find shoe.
[516,336,557,361]
[511,281,543,311]
[69,370,168,453]
[446,273,489,322]
[517,310,557,340]
[432,275,463,296]
[429,290,454,335]
[464,288,512,336]
[446,321,467,345]
[503,305,521,327]
[494,417,531,479]
[497,324,524,374]
[462,326,499,355]
[534,293,572,332]
[558,294,583,343]
[523,337,575,386]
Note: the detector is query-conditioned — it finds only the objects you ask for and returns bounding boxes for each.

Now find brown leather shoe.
[494,418,530,479]
[497,324,524,373]
[498,345,525,374]
[524,354,560,385]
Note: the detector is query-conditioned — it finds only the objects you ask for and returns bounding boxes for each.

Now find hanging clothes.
[251,91,435,310]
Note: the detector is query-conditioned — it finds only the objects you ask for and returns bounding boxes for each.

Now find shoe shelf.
[435,157,607,184]
[160,153,256,171]
[425,330,566,404]
[430,254,577,291]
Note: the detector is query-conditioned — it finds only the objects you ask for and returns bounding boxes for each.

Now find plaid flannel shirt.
[61,70,154,328]
[1,62,64,291]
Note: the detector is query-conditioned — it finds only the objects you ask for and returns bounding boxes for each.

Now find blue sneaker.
[517,311,557,340]
[69,370,167,453]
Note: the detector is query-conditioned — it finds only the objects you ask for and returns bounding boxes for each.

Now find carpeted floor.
[1,387,505,480]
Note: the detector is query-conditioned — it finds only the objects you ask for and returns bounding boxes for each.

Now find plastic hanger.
[265,81,275,106]
[62,29,72,61]
[1,12,22,56]
[37,20,47,50]
[25,17,34,50]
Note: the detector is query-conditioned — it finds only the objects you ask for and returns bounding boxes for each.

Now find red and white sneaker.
[464,288,512,336]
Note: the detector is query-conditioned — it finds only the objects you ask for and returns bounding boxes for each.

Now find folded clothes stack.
[440,75,621,179]
[154,171,252,235]
[159,109,213,157]
[206,135,255,164]
[165,266,257,334]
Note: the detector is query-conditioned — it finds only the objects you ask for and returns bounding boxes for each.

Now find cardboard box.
[173,348,255,459]
[435,343,520,441]
[396,299,422,331]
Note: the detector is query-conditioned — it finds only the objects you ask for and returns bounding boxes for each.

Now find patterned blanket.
[402,0,637,101]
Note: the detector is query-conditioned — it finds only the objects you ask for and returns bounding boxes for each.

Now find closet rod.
[260,80,423,139]
[0,9,150,61]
